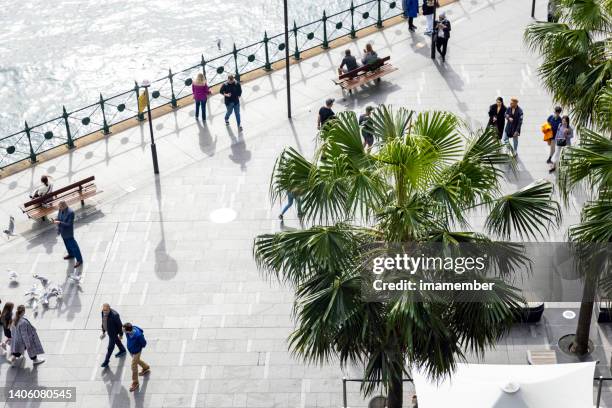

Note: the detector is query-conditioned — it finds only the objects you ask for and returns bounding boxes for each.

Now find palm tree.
[558,128,612,354]
[253,107,560,407]
[524,0,611,130]
[525,0,612,354]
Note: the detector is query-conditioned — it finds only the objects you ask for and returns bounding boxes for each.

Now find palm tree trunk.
[571,276,596,354]
[387,376,403,408]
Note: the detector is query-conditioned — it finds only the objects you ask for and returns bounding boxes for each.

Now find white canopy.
[411,362,596,408]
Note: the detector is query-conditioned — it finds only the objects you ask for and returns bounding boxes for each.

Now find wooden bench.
[21,176,98,220]
[333,56,398,94]
[527,350,557,365]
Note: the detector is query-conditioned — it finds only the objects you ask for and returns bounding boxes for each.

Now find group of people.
[0,301,45,366]
[191,73,243,131]
[402,0,451,61]
[337,43,380,75]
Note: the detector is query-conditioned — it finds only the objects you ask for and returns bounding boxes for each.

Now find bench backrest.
[339,56,391,80]
[24,176,96,208]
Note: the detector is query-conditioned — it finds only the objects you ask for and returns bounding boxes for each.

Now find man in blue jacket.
[123,323,150,392]
[100,303,126,368]
[53,201,83,268]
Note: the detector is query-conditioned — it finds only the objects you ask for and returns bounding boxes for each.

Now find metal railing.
[342,376,612,407]
[0,0,403,171]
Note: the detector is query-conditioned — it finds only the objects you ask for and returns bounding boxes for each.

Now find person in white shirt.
[30,175,53,200]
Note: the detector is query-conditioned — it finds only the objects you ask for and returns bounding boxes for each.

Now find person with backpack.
[9,305,45,366]
[123,322,150,391]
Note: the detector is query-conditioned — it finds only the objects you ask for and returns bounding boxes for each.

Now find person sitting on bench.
[338,49,359,76]
[361,43,379,67]
[29,175,53,201]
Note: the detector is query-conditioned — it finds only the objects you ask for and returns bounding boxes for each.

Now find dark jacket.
[435,18,451,39]
[547,114,562,138]
[487,103,506,137]
[422,0,438,15]
[101,309,123,336]
[56,207,75,239]
[219,81,242,105]
[403,0,419,18]
[504,106,524,137]
[126,326,147,355]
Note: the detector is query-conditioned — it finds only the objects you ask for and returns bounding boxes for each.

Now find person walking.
[434,12,451,62]
[220,74,243,131]
[100,303,126,368]
[53,201,83,269]
[546,106,563,164]
[403,0,419,31]
[338,49,359,75]
[359,106,375,152]
[9,305,45,366]
[422,0,438,35]
[192,73,211,121]
[123,323,150,392]
[487,97,506,139]
[503,97,524,156]
[278,191,303,221]
[317,98,336,130]
[0,302,13,354]
[549,115,573,173]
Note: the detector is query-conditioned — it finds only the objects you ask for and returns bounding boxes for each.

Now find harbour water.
[0,0,349,135]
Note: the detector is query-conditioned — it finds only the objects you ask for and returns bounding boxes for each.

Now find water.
[0,0,350,135]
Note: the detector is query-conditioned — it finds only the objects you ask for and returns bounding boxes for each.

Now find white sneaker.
[10,355,23,367]
[33,357,45,365]
[69,274,81,282]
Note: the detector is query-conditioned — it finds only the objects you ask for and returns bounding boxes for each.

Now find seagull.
[7,268,18,282]
[3,216,15,238]
[217,38,222,50]
[33,273,49,286]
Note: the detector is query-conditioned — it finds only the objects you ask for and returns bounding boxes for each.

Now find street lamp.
[430,5,437,59]
[283,0,292,118]
[141,80,160,175]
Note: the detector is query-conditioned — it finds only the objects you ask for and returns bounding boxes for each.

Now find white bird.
[33,273,49,286]
[3,216,15,238]
[7,268,18,282]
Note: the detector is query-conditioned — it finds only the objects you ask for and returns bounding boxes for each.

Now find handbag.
[556,138,567,147]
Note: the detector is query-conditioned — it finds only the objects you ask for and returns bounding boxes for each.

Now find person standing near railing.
[402,0,419,32]
[220,74,243,132]
[192,73,211,121]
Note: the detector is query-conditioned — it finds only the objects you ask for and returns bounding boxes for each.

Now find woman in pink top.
[192,73,211,120]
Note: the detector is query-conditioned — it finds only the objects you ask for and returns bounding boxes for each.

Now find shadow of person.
[25,228,58,255]
[102,357,131,408]
[226,128,252,171]
[196,120,217,157]
[153,178,178,281]
[6,365,41,408]
[133,373,150,408]
[55,263,83,321]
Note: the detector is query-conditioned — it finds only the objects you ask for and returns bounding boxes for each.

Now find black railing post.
[377,0,383,28]
[293,21,301,60]
[531,0,536,18]
[430,5,437,59]
[99,93,110,135]
[168,69,177,108]
[24,122,36,163]
[62,106,75,149]
[342,377,347,408]
[283,0,292,119]
[135,81,145,121]
[596,377,603,408]
[201,54,207,78]
[263,32,272,71]
[232,43,240,81]
[350,2,356,38]
[322,11,329,49]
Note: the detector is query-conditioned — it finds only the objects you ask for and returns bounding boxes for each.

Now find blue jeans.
[63,237,83,263]
[503,131,519,153]
[280,192,302,216]
[224,102,241,126]
[195,100,206,119]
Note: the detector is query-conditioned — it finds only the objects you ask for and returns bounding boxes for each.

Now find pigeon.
[24,284,41,312]
[3,216,15,238]
[33,273,49,286]
[217,39,222,50]
[7,268,18,282]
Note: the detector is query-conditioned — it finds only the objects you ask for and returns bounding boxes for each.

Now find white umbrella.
[412,362,596,408]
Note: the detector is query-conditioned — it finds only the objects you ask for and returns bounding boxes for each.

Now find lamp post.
[283,0,292,118]
[430,6,437,59]
[141,80,160,175]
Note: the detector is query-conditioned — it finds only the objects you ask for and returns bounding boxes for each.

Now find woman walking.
[487,97,506,139]
[549,115,573,173]
[192,73,211,120]
[0,302,13,354]
[9,305,45,366]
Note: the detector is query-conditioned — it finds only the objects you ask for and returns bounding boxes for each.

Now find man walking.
[123,323,150,392]
[53,201,82,268]
[435,12,451,62]
[503,97,524,156]
[546,106,563,164]
[359,106,375,152]
[317,98,336,130]
[220,74,243,131]
[100,303,126,368]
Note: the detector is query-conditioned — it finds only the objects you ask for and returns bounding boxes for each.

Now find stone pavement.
[0,0,610,407]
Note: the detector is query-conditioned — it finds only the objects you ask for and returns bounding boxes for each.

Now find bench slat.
[24,176,95,208]
[26,189,98,219]
[339,65,398,91]
[22,176,99,220]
